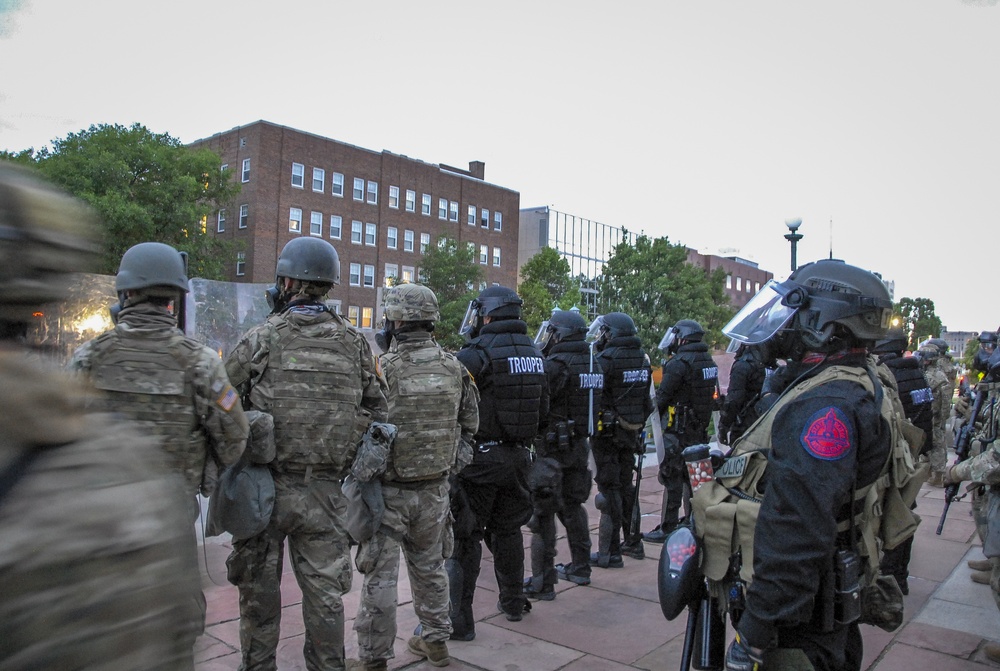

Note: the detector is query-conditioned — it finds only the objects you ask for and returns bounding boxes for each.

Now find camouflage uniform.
[354,317,479,666]
[226,304,388,671]
[924,358,952,479]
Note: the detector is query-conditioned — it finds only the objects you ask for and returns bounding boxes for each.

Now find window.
[200,215,207,234]
[449,201,459,222]
[438,198,447,219]
[494,211,502,231]
[467,242,475,255]
[216,208,226,233]
[220,163,228,173]
[330,215,342,239]
[387,226,398,249]
[363,264,375,288]
[467,205,476,225]
[236,252,246,276]
[312,167,325,192]
[239,204,249,229]
[746,281,753,293]
[329,299,342,315]
[403,229,414,252]
[401,266,415,283]
[493,246,501,266]
[291,163,304,188]
[421,194,431,216]
[351,220,363,244]
[353,177,364,201]
[481,208,489,228]
[367,181,378,204]
[348,305,359,327]
[365,222,377,246]
[736,277,743,292]
[241,158,251,182]
[384,263,398,286]
[726,274,733,289]
[332,172,344,197]
[361,307,374,329]
[349,263,362,286]
[289,207,302,233]
[479,244,488,264]
[405,189,416,212]
[755,281,761,292]
[310,211,323,236]
[389,186,399,209]
[420,232,430,254]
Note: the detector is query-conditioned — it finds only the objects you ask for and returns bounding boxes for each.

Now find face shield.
[722,280,800,346]
[658,328,679,353]
[458,299,481,341]
[534,320,553,350]
[586,316,605,343]
[725,338,741,355]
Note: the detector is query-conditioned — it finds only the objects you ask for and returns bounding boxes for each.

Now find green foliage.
[418,234,484,351]
[597,232,734,357]
[518,280,553,337]
[13,123,241,280]
[963,336,980,370]
[895,297,943,346]
[518,247,583,335]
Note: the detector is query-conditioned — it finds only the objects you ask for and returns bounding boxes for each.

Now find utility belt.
[272,462,343,481]
[476,439,530,453]
[545,420,576,451]
[383,475,448,490]
[597,411,644,435]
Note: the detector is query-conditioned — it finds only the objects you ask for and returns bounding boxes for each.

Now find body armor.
[879,354,934,442]
[546,339,598,431]
[596,335,652,428]
[660,342,718,440]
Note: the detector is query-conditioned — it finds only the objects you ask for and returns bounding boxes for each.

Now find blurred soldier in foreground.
[0,163,201,669]
[353,283,479,670]
[589,312,653,566]
[225,237,388,671]
[451,285,548,632]
[917,342,952,487]
[526,309,600,596]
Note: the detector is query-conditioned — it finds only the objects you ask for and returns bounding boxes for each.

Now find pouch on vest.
[206,411,276,540]
[343,474,384,544]
[528,456,563,515]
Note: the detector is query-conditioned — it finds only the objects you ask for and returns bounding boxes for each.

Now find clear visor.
[458,300,479,338]
[586,316,605,343]
[658,328,678,352]
[726,338,741,354]
[722,280,799,345]
[534,321,552,348]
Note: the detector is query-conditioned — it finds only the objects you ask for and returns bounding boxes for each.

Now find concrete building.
[189,121,520,329]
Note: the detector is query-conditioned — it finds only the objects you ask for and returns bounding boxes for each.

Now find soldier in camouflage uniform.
[352,283,479,670]
[68,240,250,644]
[225,237,388,671]
[918,344,952,487]
[0,163,201,670]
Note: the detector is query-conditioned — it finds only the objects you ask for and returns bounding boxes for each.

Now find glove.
[717,425,730,446]
[725,631,765,671]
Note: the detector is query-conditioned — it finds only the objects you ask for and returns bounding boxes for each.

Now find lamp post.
[784,219,803,272]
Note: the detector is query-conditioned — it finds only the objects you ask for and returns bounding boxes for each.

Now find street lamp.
[784,219,803,272]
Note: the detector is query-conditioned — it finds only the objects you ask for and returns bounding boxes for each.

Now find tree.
[518,247,583,334]
[597,232,733,358]
[418,235,484,351]
[11,123,240,280]
[895,298,943,348]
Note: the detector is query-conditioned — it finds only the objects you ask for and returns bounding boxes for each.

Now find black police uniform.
[591,333,653,563]
[654,340,718,532]
[739,352,892,671]
[527,337,600,594]
[453,318,549,626]
[719,349,769,445]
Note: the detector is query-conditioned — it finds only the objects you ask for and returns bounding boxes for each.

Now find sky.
[1,0,998,332]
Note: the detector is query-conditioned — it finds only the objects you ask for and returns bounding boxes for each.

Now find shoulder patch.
[217,385,239,411]
[800,406,852,461]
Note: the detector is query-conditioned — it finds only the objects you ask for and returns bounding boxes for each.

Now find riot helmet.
[458,285,523,341]
[0,163,98,330]
[268,237,340,311]
[872,326,909,356]
[587,311,636,352]
[723,259,892,360]
[535,308,587,354]
[659,319,704,355]
[980,330,997,351]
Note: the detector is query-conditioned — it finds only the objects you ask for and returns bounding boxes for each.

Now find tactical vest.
[381,342,464,481]
[547,340,599,431]
[467,329,546,442]
[597,337,652,428]
[256,313,367,472]
[692,363,926,590]
[881,356,934,441]
[86,329,204,494]
[664,344,719,432]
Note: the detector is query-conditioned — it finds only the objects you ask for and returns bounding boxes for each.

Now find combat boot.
[621,538,645,560]
[408,636,450,667]
[985,641,1000,664]
[347,660,387,671]
[969,558,992,571]
[555,562,591,585]
[971,570,992,585]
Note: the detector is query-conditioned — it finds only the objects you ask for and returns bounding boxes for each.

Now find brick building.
[189,121,520,329]
[685,248,774,309]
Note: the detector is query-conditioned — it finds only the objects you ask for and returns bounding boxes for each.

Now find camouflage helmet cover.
[0,162,99,322]
[384,282,440,322]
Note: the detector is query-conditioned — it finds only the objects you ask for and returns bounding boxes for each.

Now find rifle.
[937,384,988,534]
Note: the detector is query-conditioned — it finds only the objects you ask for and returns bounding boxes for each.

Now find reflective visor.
[458,300,479,339]
[722,280,798,345]
[534,321,552,348]
[586,315,605,343]
[658,328,678,352]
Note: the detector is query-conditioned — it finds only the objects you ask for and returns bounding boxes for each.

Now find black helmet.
[927,338,949,357]
[535,308,587,354]
[587,312,636,352]
[276,237,340,285]
[873,326,908,356]
[723,259,892,358]
[116,242,189,295]
[458,285,523,341]
[979,330,998,347]
[659,319,704,354]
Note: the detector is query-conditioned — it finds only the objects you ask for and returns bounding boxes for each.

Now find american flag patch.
[217,387,239,411]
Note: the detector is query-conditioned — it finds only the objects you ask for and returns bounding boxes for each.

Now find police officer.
[718,342,774,447]
[1,163,201,669]
[353,283,479,670]
[68,240,250,650]
[589,312,653,567]
[873,327,934,595]
[225,237,388,671]
[451,285,548,633]
[720,259,898,671]
[917,342,952,487]
[524,309,601,597]
[644,319,718,544]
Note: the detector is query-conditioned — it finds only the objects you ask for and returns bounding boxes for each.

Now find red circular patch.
[800,407,852,460]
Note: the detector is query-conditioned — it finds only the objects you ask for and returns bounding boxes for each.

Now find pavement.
[193,458,1000,670]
